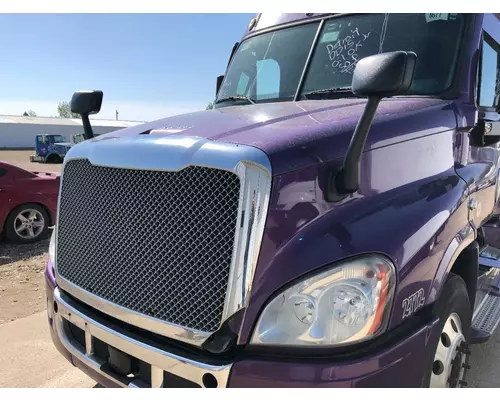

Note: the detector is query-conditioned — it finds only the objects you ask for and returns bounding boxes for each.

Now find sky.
[0,13,255,122]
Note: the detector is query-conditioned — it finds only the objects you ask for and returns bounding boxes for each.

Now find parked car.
[0,161,60,244]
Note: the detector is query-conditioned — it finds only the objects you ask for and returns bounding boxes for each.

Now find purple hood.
[99,98,457,176]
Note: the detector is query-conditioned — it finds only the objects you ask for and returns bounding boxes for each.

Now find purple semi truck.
[45,13,500,388]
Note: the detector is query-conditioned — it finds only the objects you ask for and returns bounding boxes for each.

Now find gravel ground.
[0,237,50,325]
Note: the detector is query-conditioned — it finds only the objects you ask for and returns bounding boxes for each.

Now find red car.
[0,161,60,244]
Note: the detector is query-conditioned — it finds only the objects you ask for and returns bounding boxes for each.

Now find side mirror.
[70,90,103,115]
[327,51,417,200]
[352,51,417,98]
[70,90,103,140]
[485,121,500,137]
[216,75,224,97]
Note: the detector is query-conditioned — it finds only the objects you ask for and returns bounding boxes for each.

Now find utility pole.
[116,110,119,121]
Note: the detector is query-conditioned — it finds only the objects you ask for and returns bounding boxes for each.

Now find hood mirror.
[70,90,103,140]
[327,51,417,201]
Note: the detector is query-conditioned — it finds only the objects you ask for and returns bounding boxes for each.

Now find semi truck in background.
[30,132,100,164]
[70,132,103,146]
[30,134,72,164]
[45,13,500,387]
[70,133,86,146]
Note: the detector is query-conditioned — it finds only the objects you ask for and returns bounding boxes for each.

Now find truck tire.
[424,273,472,388]
[46,154,61,164]
[4,203,50,244]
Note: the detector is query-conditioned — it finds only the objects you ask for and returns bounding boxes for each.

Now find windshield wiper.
[215,95,256,105]
[302,87,353,99]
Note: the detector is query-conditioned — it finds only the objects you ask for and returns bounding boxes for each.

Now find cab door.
[457,15,500,237]
[36,135,48,156]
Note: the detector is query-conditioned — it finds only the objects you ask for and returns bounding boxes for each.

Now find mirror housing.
[352,51,417,97]
[70,90,103,115]
[216,75,224,97]
[470,118,500,147]
[327,51,417,201]
[70,90,103,140]
[485,120,500,137]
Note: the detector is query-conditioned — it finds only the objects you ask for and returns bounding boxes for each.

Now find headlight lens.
[250,255,396,346]
[496,171,500,204]
[48,228,56,265]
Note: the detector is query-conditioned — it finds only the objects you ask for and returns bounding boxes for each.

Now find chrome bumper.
[51,287,233,388]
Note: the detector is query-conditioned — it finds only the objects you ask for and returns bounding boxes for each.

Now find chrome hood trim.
[66,134,272,173]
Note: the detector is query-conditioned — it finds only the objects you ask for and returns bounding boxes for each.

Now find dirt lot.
[0,237,50,325]
[0,149,63,173]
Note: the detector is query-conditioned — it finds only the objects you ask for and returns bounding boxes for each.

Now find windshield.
[52,135,66,143]
[216,13,465,106]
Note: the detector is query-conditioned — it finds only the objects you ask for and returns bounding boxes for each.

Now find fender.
[427,222,476,306]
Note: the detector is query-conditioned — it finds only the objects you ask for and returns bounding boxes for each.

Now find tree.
[206,102,214,110]
[57,101,80,118]
[23,110,36,117]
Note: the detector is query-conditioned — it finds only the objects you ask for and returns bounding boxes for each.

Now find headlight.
[48,228,56,265]
[496,171,500,204]
[250,255,396,347]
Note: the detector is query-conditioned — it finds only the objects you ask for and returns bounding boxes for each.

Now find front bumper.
[47,282,231,388]
[45,268,439,388]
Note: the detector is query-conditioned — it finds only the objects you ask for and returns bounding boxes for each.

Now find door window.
[478,33,500,110]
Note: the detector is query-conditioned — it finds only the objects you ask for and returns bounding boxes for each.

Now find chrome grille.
[56,159,241,333]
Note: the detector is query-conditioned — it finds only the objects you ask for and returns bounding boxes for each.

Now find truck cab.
[30,134,72,164]
[46,13,500,388]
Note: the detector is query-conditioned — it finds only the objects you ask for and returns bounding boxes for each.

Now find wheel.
[4,203,50,244]
[46,154,61,164]
[425,273,472,388]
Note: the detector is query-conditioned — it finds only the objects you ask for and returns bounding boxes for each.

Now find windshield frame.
[215,13,473,108]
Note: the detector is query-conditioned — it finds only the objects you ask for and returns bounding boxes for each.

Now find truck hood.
[54,142,72,148]
[96,98,457,175]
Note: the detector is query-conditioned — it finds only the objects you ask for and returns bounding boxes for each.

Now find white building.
[0,115,145,149]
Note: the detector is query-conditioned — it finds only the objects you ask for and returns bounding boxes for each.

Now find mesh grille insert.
[56,159,241,333]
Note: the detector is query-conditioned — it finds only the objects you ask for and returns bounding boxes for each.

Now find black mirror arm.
[81,114,94,140]
[336,96,381,194]
[325,51,416,202]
